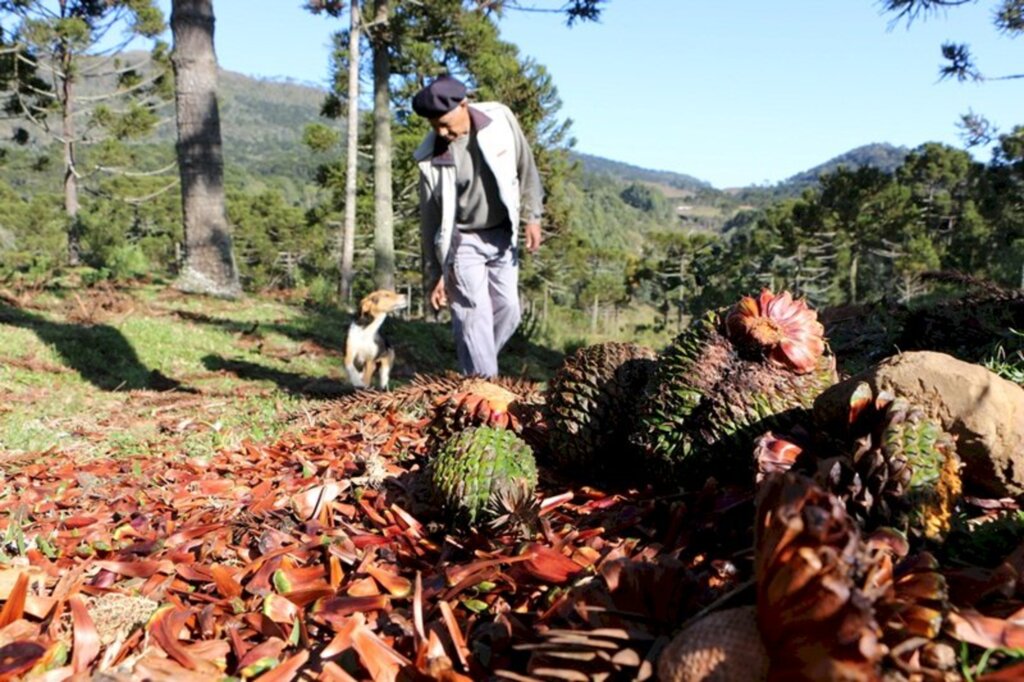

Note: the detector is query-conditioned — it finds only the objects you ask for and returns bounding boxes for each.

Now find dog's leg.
[344,347,366,388]
[361,358,377,389]
[347,368,366,388]
[377,348,395,390]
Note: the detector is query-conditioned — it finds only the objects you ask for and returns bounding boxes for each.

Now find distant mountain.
[571,152,712,194]
[201,71,325,147]
[572,143,910,200]
[212,71,326,182]
[1,55,911,206]
[1,52,324,143]
[780,143,910,190]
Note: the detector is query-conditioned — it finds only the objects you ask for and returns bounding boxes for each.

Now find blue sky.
[153,1,1021,188]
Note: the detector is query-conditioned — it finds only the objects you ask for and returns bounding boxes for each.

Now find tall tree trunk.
[371,0,394,291]
[340,1,361,305]
[59,42,81,266]
[849,252,859,304]
[170,0,241,299]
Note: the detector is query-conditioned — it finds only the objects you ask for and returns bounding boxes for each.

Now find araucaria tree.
[878,0,1023,145]
[880,0,1023,82]
[306,0,603,308]
[306,0,366,305]
[170,0,241,298]
[0,0,169,265]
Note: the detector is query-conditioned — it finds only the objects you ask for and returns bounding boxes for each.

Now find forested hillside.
[2,58,1022,349]
[780,142,910,191]
[572,152,711,192]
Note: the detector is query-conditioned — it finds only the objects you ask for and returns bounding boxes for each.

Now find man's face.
[429,100,471,142]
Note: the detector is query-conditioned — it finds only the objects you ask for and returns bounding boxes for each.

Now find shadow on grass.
[0,302,188,392]
[202,354,351,398]
[171,307,347,354]
[171,294,565,382]
[175,303,564,383]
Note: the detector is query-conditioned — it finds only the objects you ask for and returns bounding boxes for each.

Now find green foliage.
[619,181,671,217]
[106,243,150,281]
[1,1,170,263]
[92,100,160,140]
[982,329,1024,384]
[881,0,1024,81]
[0,179,65,270]
[3,3,1024,352]
[687,139,1024,310]
[302,122,340,153]
[228,188,333,291]
[305,275,337,308]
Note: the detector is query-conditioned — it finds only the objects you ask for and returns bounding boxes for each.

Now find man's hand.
[430,277,448,310]
[524,222,542,254]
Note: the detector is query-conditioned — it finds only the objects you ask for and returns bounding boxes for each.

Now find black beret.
[412,76,467,118]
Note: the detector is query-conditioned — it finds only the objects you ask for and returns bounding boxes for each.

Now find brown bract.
[437,379,520,430]
[0,399,732,679]
[755,473,884,681]
[725,289,826,374]
[0,361,1017,679]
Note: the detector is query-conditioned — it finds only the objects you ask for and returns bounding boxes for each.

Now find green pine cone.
[633,309,837,486]
[429,425,538,525]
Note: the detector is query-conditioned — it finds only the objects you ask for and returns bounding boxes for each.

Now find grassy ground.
[0,280,566,459]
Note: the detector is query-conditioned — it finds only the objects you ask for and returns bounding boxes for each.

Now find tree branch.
[880,0,974,27]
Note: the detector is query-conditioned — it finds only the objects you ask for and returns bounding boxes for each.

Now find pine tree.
[308,0,602,310]
[170,0,241,298]
[1,0,169,265]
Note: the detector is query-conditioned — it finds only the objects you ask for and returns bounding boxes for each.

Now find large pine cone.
[544,342,657,475]
[633,291,836,487]
[658,606,769,682]
[758,382,963,540]
[428,425,538,526]
[755,473,954,680]
[755,472,885,681]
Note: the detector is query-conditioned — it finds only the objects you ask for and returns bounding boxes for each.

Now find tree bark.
[59,41,81,266]
[849,252,859,304]
[340,1,361,305]
[371,0,394,291]
[170,0,241,299]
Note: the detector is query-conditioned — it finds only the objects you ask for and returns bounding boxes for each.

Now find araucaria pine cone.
[631,289,836,485]
[725,289,826,374]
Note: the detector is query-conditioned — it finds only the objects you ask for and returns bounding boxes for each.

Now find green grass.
[961,643,1024,681]
[982,328,1024,384]
[0,282,571,459]
[0,284,341,456]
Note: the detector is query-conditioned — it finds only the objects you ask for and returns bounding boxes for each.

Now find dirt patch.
[62,282,138,325]
[0,353,74,375]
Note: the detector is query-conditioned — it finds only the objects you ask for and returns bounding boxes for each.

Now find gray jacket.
[415,102,543,289]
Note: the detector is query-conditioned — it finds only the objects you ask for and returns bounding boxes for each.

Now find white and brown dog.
[344,289,408,390]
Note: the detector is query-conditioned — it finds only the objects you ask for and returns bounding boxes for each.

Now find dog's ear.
[360,293,377,316]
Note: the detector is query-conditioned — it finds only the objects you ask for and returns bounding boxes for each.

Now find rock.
[814,351,1024,497]
[657,606,768,682]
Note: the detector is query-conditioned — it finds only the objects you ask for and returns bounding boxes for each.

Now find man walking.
[412,75,543,378]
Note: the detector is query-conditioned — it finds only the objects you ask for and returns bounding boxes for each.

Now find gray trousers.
[445,226,521,378]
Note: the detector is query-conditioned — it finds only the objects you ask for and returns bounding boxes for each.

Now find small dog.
[344,289,408,390]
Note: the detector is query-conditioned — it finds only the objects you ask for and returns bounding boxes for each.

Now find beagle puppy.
[344,289,408,390]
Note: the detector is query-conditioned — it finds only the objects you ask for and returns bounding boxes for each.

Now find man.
[412,75,543,378]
